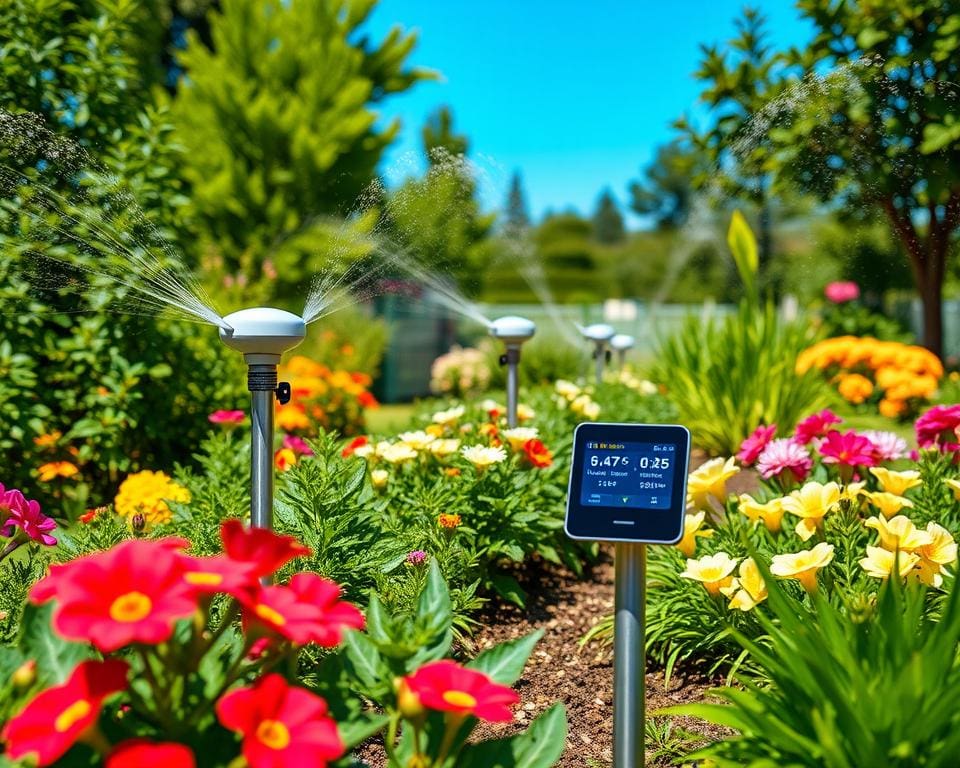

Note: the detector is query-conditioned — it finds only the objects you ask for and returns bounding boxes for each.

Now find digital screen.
[579,441,676,509]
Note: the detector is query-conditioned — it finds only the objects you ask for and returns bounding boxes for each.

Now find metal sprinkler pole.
[248,362,277,530]
[504,345,520,429]
[613,542,646,768]
[595,343,606,385]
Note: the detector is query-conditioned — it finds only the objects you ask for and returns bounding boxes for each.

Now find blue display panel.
[565,423,690,544]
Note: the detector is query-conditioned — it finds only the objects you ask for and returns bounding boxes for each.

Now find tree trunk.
[920,272,943,360]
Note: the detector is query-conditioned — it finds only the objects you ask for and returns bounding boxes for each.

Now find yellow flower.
[432,406,465,427]
[398,431,436,451]
[781,482,840,541]
[274,448,297,472]
[428,439,461,458]
[737,494,784,533]
[721,557,767,611]
[555,380,580,400]
[516,404,536,422]
[840,481,866,501]
[581,400,601,420]
[676,511,713,557]
[461,445,507,469]
[378,443,418,464]
[114,470,190,528]
[687,457,739,511]
[864,515,932,552]
[371,469,389,490]
[501,427,539,451]
[865,492,914,519]
[679,552,738,596]
[869,468,922,496]
[37,461,79,482]
[917,522,958,566]
[859,546,920,579]
[945,478,960,502]
[770,543,834,593]
[425,424,446,438]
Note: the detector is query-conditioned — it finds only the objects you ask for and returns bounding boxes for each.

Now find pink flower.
[794,409,843,445]
[737,424,777,465]
[756,439,813,483]
[2,493,57,546]
[282,435,314,457]
[824,281,860,303]
[209,410,246,425]
[861,430,909,462]
[916,404,960,453]
[819,430,878,470]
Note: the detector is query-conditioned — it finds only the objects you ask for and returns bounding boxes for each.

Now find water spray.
[610,334,636,371]
[581,323,616,385]
[219,307,306,531]
[489,316,536,428]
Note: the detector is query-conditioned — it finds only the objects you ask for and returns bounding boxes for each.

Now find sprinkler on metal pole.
[610,334,635,371]
[219,308,306,531]
[489,316,536,429]
[581,323,616,386]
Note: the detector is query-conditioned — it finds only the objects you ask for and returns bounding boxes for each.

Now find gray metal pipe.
[248,364,277,532]
[504,345,521,429]
[614,542,646,768]
[595,344,606,386]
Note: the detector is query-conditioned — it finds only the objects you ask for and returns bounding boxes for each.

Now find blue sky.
[364,1,814,225]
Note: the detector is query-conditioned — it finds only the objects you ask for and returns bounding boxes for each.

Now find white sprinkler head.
[219,307,306,362]
[581,323,616,344]
[489,315,537,346]
[610,334,636,352]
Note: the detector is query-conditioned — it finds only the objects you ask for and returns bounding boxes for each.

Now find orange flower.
[444,467,462,477]
[275,403,310,432]
[274,448,297,472]
[879,398,906,419]
[837,373,873,404]
[33,431,62,449]
[37,462,79,482]
[522,439,553,468]
[438,513,461,529]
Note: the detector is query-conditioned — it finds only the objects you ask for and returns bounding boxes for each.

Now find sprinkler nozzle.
[610,334,635,352]
[581,323,616,344]
[489,316,536,346]
[219,307,306,363]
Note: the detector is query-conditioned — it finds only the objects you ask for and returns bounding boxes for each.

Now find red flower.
[79,508,100,524]
[177,554,259,599]
[824,281,860,303]
[216,674,344,768]
[522,439,553,468]
[220,519,311,578]
[29,538,196,652]
[240,573,363,646]
[1,492,57,546]
[2,659,129,765]
[794,409,843,445]
[106,740,196,768]
[402,660,520,722]
[819,430,878,470]
[209,410,246,425]
[357,391,379,409]
[916,404,960,453]
[736,424,777,465]
[341,436,368,458]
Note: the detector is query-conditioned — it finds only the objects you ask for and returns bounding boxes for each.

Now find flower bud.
[394,678,425,722]
[131,513,146,533]
[11,660,36,689]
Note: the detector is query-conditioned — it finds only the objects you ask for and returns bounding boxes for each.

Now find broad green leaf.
[489,571,526,607]
[467,629,543,685]
[17,603,94,686]
[416,559,452,635]
[337,712,389,750]
[342,630,385,693]
[727,210,758,302]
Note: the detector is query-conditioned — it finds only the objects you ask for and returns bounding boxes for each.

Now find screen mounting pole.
[614,542,646,768]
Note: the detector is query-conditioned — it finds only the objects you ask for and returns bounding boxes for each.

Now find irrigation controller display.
[565,422,690,544]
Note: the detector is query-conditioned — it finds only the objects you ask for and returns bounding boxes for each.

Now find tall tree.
[592,189,625,244]
[629,140,704,230]
[770,0,960,356]
[422,105,468,162]
[504,171,531,234]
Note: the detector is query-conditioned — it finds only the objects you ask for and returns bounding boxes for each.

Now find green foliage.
[591,190,625,245]
[629,140,705,230]
[669,571,960,767]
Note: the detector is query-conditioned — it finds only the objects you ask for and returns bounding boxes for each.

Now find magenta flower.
[794,409,843,445]
[1,492,57,546]
[282,434,315,457]
[737,424,777,465]
[756,439,813,484]
[915,404,960,453]
[406,550,428,565]
[208,410,246,425]
[824,281,860,303]
[819,430,878,473]
[860,430,908,462]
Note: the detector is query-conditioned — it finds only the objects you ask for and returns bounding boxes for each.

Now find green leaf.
[342,630,385,693]
[727,210,758,303]
[467,629,543,685]
[489,572,526,607]
[416,559,452,635]
[17,603,95,686]
[337,711,389,750]
[459,704,567,768]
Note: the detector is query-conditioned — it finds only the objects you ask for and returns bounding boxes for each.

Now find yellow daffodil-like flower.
[840,481,866,502]
[864,515,932,552]
[687,457,739,511]
[676,511,713,557]
[869,468,922,496]
[517,403,536,422]
[378,443,419,465]
[370,468,389,490]
[945,478,960,502]
[720,557,767,611]
[428,439,461,458]
[859,546,920,580]
[679,552,738,596]
[502,427,539,451]
[914,522,958,587]
[114,470,190,528]
[738,494,785,533]
[770,542,834,593]
[432,406,465,427]
[555,380,581,401]
[461,445,507,469]
[781,482,840,541]
[866,491,915,519]
[398,431,436,451]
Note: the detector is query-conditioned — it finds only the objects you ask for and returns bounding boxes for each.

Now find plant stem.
[0,539,23,564]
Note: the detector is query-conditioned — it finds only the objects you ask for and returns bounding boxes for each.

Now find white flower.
[461,444,507,469]
[432,406,465,426]
[429,439,461,457]
[481,399,505,415]
[398,430,436,451]
[582,400,601,420]
[638,380,658,395]
[502,427,539,450]
[371,469,389,490]
[378,443,418,464]
[555,380,580,400]
[353,443,375,459]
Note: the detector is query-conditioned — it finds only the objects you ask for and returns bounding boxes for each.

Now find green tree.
[422,105,468,161]
[536,212,600,302]
[629,140,705,230]
[592,189,625,244]
[173,0,432,305]
[504,170,531,234]
[768,0,960,356]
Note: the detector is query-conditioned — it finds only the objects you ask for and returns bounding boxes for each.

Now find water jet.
[581,323,616,385]
[489,315,536,428]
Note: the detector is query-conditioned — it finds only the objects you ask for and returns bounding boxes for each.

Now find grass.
[365,403,417,434]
